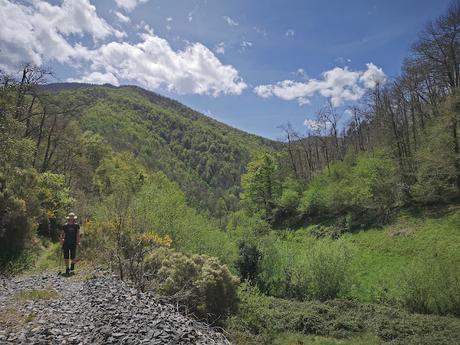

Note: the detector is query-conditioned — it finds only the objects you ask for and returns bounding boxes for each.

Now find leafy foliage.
[412,93,460,203]
[298,154,398,226]
[256,232,354,301]
[145,247,239,323]
[45,84,278,216]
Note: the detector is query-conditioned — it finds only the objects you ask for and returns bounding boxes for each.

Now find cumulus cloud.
[254,63,385,107]
[360,63,386,88]
[304,119,323,131]
[0,0,246,97]
[68,71,120,85]
[114,0,148,12]
[304,119,332,131]
[223,16,239,26]
[74,32,247,96]
[114,11,130,23]
[0,0,123,69]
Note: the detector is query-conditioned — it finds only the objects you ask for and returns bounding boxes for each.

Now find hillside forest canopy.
[1,1,460,345]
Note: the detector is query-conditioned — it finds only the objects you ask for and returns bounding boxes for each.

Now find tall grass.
[257,231,354,301]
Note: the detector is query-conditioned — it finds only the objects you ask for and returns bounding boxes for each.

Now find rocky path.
[0,272,231,344]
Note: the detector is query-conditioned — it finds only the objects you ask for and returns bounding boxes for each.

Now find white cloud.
[68,71,119,85]
[166,17,173,31]
[294,68,308,79]
[240,41,253,50]
[359,63,386,88]
[214,42,225,55]
[254,64,386,107]
[0,0,123,70]
[304,119,333,132]
[223,16,239,26]
[114,0,148,12]
[304,119,324,131]
[344,108,354,118]
[187,4,199,22]
[0,0,247,97]
[75,32,247,96]
[298,97,310,106]
[114,11,130,23]
[285,29,295,37]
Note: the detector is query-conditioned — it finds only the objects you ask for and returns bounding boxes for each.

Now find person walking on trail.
[60,212,80,276]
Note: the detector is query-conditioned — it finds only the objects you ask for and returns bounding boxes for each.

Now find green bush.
[309,224,344,240]
[399,253,460,316]
[0,168,40,270]
[236,240,262,282]
[412,95,460,203]
[298,154,397,227]
[307,240,353,301]
[144,248,239,323]
[0,188,32,267]
[257,233,354,301]
[36,172,74,240]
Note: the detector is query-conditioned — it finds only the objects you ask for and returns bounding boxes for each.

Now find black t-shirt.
[62,223,80,245]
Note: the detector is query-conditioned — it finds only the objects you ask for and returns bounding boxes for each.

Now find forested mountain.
[20,82,280,216]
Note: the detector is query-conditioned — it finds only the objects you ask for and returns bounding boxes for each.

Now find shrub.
[306,239,353,301]
[399,253,460,316]
[412,95,460,203]
[298,154,397,227]
[229,283,460,345]
[144,248,239,323]
[0,189,32,268]
[309,224,343,240]
[257,233,354,301]
[236,240,262,282]
[36,172,74,240]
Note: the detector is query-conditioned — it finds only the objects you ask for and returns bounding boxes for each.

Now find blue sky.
[0,0,452,139]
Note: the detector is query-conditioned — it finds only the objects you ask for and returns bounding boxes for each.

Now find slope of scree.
[41,83,281,215]
[0,272,231,344]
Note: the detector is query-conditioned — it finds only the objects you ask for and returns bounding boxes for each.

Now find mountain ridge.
[42,83,280,215]
[42,82,280,145]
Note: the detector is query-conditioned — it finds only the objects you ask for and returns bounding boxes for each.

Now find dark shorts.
[63,243,77,260]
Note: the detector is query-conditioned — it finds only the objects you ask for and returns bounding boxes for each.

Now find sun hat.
[66,212,78,220]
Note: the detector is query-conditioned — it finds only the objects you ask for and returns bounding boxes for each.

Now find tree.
[241,153,281,222]
[413,92,460,201]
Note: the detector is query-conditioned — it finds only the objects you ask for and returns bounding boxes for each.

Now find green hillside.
[43,83,279,215]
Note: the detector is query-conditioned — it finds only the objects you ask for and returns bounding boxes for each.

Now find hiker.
[60,212,80,275]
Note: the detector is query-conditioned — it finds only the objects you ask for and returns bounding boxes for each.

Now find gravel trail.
[0,272,231,345]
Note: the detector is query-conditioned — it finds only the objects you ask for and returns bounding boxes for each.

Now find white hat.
[66,212,78,220]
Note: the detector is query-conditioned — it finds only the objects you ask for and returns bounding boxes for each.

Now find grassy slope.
[345,206,460,302]
[230,207,460,345]
[44,83,279,214]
